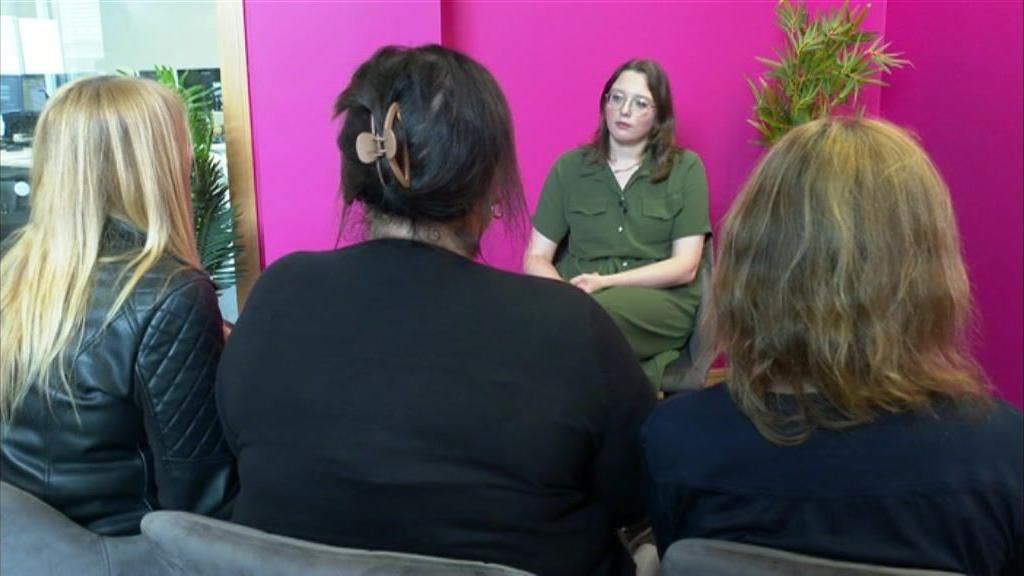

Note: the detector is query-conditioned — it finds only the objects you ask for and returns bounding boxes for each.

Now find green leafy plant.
[748,0,910,146]
[152,66,243,292]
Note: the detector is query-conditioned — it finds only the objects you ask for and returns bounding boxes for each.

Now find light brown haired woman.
[524,59,710,391]
[1,76,236,535]
[643,117,1022,575]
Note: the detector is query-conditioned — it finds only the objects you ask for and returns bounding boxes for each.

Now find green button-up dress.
[532,147,711,388]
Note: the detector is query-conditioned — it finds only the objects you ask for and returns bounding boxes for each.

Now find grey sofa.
[1,481,533,576]
[142,510,534,576]
[0,481,150,576]
[659,538,965,576]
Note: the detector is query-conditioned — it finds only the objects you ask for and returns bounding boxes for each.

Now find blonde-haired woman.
[1,76,236,535]
[643,118,1022,575]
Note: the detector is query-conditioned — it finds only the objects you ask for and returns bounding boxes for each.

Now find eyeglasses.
[605,90,655,115]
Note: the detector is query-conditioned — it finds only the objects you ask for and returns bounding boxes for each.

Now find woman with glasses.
[524,59,709,390]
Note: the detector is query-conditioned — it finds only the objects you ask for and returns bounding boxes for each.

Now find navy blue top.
[643,384,1023,576]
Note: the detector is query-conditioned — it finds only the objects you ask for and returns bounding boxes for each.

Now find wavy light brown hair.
[714,117,989,445]
[589,59,679,183]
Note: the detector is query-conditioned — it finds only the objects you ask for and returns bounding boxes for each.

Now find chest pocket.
[637,194,681,244]
[568,193,609,216]
[566,193,613,253]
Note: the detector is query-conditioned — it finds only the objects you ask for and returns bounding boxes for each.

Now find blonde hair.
[1,76,200,422]
[715,117,989,445]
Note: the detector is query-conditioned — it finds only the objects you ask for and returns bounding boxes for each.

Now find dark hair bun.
[335,45,523,225]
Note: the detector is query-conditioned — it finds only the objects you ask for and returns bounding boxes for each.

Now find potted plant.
[748,0,910,146]
[152,66,243,292]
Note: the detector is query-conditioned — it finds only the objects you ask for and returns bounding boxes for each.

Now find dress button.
[617,226,623,233]
[623,261,630,268]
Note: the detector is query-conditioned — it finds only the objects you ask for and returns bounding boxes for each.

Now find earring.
[490,202,504,220]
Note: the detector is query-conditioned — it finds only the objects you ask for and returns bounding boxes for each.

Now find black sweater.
[216,239,656,576]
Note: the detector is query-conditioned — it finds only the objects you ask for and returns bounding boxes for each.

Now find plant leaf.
[153,65,243,293]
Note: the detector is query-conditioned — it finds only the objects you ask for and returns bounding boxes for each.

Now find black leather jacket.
[1,221,237,535]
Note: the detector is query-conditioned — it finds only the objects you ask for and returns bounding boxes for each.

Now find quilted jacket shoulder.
[0,220,237,535]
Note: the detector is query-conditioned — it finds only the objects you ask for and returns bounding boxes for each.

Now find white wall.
[1,0,220,75]
[93,1,219,73]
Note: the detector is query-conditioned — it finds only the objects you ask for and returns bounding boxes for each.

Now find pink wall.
[241,1,1020,406]
[882,1,1023,408]
[245,0,883,270]
[244,0,440,266]
[445,0,884,270]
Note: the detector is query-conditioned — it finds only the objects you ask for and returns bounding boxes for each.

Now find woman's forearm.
[523,254,564,281]
[603,256,697,289]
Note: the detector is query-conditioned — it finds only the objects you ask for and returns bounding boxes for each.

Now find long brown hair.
[714,117,989,445]
[589,59,678,183]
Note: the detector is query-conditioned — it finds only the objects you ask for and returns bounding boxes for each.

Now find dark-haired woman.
[524,59,710,391]
[216,45,654,576]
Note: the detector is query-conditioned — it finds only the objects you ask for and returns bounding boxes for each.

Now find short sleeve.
[532,154,570,243]
[671,152,711,240]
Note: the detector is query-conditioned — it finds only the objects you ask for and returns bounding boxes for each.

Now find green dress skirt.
[533,147,711,390]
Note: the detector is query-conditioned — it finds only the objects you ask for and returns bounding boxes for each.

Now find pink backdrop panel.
[241,1,1021,406]
[883,1,1024,407]
[244,0,441,266]
[443,0,884,271]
